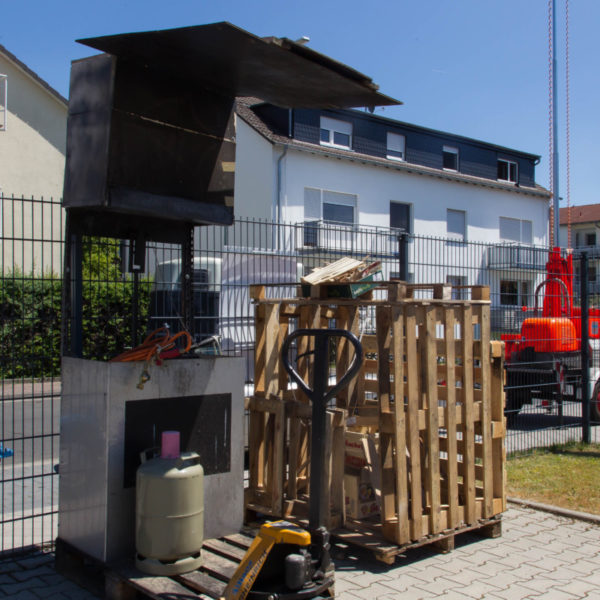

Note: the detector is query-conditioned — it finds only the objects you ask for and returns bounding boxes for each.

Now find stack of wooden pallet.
[245,281,506,562]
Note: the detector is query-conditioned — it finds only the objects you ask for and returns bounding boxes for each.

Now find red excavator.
[502,247,600,423]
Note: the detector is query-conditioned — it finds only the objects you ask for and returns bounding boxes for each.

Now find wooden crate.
[245,282,506,551]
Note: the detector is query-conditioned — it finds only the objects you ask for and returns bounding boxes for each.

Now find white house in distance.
[559,204,600,293]
[0,44,68,274]
[234,98,551,320]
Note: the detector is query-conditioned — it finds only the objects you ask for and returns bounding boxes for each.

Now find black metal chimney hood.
[62,22,400,241]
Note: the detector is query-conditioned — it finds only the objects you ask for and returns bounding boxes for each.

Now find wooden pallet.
[56,532,257,600]
[332,515,503,565]
[245,282,506,549]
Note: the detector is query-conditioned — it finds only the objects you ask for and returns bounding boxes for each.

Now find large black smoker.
[58,22,399,564]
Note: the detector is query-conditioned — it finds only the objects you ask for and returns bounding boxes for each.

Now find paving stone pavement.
[335,504,600,599]
[0,504,598,599]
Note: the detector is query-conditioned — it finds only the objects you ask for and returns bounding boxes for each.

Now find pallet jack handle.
[281,329,363,533]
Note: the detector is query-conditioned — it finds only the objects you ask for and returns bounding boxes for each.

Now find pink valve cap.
[161,431,180,459]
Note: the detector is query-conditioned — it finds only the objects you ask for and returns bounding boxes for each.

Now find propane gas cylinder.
[135,431,204,576]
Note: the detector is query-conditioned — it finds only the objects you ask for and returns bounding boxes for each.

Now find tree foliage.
[0,237,152,379]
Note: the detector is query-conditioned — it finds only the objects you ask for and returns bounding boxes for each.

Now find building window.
[390,201,411,233]
[387,132,405,161]
[447,275,467,299]
[499,217,533,244]
[500,280,530,306]
[576,231,597,248]
[447,209,466,241]
[575,264,597,283]
[0,74,6,131]
[303,187,357,246]
[443,146,458,171]
[320,116,352,149]
[497,159,518,183]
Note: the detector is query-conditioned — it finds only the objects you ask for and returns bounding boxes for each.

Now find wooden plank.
[177,570,226,598]
[109,566,207,600]
[278,319,290,392]
[376,305,397,536]
[479,304,494,518]
[297,305,321,402]
[491,344,507,512]
[198,549,238,581]
[423,305,442,534]
[444,306,459,530]
[264,303,281,398]
[287,416,301,500]
[248,410,266,497]
[335,305,351,408]
[391,304,410,545]
[405,303,423,540]
[254,304,267,395]
[202,539,247,562]
[271,400,285,515]
[331,409,347,527]
[221,533,254,550]
[471,286,490,301]
[461,304,477,525]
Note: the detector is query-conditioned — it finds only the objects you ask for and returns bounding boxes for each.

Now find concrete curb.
[508,497,600,526]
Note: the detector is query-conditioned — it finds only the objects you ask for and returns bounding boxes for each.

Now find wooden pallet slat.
[461,304,477,525]
[392,304,410,545]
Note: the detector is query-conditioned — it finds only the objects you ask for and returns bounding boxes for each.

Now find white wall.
[0,52,67,274]
[0,53,67,199]
[281,149,549,245]
[233,118,276,220]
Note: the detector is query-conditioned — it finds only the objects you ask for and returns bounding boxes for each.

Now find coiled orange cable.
[110,327,192,363]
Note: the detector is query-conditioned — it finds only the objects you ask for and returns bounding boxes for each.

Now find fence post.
[580,252,591,444]
[70,232,83,358]
[398,232,409,281]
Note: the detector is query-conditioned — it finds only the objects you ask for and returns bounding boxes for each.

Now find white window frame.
[386,132,405,161]
[0,74,7,131]
[303,187,357,248]
[447,208,466,241]
[497,158,518,183]
[389,201,412,233]
[443,145,458,171]
[499,217,533,244]
[320,116,352,149]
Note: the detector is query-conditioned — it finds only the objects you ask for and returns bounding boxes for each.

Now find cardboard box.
[344,469,380,520]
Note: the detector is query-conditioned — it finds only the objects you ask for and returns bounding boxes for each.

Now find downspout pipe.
[276,145,288,249]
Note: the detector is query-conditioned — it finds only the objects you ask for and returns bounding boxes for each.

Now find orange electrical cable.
[110,327,192,363]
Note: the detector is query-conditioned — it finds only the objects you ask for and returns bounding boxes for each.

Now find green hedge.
[0,273,62,378]
[0,238,152,379]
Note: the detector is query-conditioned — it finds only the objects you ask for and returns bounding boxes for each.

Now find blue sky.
[2,0,597,206]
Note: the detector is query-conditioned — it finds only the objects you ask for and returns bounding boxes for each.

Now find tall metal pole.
[552,0,560,246]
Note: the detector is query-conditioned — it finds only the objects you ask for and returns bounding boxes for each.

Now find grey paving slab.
[335,504,600,600]
[0,503,598,600]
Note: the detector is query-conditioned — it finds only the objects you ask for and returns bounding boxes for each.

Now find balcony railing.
[487,244,547,271]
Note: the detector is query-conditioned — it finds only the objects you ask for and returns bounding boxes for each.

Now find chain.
[548,0,555,246]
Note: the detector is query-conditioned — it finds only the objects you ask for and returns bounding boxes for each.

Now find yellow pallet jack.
[221,329,363,600]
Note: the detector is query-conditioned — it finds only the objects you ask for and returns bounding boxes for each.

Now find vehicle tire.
[591,379,600,422]
[504,370,529,425]
[504,392,523,426]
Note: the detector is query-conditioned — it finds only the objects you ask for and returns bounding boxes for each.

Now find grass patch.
[506,443,600,515]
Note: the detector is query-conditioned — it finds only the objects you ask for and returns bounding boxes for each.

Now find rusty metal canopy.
[77,21,401,109]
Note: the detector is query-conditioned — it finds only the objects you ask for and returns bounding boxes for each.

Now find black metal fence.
[1,195,599,556]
